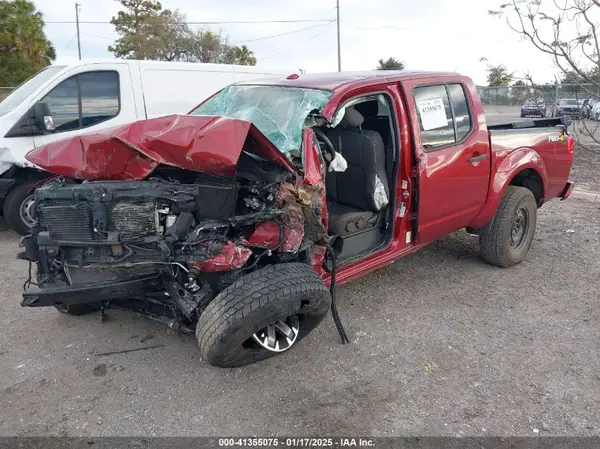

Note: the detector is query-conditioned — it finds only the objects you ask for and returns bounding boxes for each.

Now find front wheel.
[479,186,537,268]
[3,181,38,236]
[196,263,331,368]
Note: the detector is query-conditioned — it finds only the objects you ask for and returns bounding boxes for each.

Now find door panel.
[402,79,491,243]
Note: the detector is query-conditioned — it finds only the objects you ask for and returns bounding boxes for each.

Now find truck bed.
[488,116,573,202]
[487,116,570,131]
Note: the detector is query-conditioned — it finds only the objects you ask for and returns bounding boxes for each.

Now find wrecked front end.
[18,115,330,332]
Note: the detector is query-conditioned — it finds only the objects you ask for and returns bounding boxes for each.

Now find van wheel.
[479,186,537,268]
[196,263,331,368]
[4,181,37,236]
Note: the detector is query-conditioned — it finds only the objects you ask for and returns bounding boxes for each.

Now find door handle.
[468,153,487,164]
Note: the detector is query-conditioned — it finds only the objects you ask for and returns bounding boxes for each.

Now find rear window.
[413,83,473,150]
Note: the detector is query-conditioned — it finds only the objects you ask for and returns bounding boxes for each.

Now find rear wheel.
[196,263,331,368]
[479,186,537,268]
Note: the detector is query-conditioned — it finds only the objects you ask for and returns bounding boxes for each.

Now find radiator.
[107,201,156,240]
[38,203,94,241]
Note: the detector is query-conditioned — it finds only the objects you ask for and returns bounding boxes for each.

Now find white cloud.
[37,0,563,85]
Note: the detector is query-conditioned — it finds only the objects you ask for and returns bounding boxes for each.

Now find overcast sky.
[35,0,563,86]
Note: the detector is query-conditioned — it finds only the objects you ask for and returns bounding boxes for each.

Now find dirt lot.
[571,142,600,193]
[0,197,599,437]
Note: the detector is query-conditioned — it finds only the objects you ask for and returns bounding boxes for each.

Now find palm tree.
[376,57,404,70]
[223,44,257,66]
[0,0,56,84]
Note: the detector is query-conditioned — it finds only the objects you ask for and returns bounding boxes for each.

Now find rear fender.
[467,147,547,229]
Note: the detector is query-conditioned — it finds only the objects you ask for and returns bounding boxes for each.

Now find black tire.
[3,181,37,236]
[196,263,331,368]
[479,186,537,268]
[55,303,102,316]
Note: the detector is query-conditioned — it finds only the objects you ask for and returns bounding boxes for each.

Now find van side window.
[80,72,120,127]
[39,71,120,133]
[42,77,79,131]
[413,85,455,150]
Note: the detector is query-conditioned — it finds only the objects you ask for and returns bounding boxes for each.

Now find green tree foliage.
[109,0,257,65]
[486,64,514,87]
[0,0,56,86]
[376,57,405,70]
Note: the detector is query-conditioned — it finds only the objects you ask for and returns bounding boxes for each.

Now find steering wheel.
[312,128,336,164]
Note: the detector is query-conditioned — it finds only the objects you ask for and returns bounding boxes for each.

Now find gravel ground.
[0,198,599,437]
[571,143,600,193]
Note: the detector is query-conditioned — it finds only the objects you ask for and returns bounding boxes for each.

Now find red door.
[401,78,491,244]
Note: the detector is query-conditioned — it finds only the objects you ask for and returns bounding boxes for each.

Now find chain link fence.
[0,87,15,101]
[477,83,600,114]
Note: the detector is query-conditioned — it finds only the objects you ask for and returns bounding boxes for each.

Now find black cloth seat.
[322,106,390,236]
[354,100,393,149]
[327,201,377,235]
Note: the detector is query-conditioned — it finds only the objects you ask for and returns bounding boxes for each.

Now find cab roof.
[234,70,460,91]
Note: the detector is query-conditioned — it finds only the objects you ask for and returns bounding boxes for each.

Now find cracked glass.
[191,85,332,154]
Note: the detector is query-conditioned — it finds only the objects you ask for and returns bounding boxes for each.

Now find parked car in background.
[0,60,284,235]
[552,98,582,119]
[591,101,600,121]
[521,98,546,117]
[582,98,600,119]
[19,70,575,368]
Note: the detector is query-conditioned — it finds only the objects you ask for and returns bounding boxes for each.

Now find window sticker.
[417,98,448,131]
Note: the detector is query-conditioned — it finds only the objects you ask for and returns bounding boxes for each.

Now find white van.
[0,60,284,234]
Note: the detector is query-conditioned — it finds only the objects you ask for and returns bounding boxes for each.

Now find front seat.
[354,100,393,149]
[324,107,390,236]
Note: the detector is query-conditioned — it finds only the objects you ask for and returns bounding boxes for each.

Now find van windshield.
[190,84,332,153]
[0,65,65,117]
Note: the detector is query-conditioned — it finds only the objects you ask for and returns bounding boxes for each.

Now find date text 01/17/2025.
[218,438,376,447]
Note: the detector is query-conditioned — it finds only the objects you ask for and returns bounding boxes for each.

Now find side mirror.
[33,102,55,132]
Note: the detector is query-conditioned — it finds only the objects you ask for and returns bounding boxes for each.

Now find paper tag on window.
[417,98,448,131]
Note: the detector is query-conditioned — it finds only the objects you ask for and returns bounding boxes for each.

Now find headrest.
[339,106,364,128]
[354,100,378,118]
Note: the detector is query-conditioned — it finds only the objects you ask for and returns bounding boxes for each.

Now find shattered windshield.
[190,85,332,153]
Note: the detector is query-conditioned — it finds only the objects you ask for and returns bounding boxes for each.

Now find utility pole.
[336,0,341,72]
[75,3,82,60]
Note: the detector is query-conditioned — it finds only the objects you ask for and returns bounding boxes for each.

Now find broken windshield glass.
[190,85,332,154]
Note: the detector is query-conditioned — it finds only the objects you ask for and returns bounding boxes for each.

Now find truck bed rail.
[487,116,570,131]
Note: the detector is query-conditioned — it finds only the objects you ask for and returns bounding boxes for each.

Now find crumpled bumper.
[21,274,162,308]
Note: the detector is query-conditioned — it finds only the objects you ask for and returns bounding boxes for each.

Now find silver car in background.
[553,98,582,119]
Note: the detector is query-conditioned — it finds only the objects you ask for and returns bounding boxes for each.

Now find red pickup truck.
[18,70,574,368]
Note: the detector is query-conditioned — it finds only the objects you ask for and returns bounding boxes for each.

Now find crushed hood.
[25,114,297,180]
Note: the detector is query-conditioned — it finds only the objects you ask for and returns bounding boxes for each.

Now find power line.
[261,24,335,60]
[64,32,78,50]
[45,19,333,25]
[81,32,113,40]
[231,21,335,45]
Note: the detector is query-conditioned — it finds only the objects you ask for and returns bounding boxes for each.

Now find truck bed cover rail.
[487,116,570,131]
